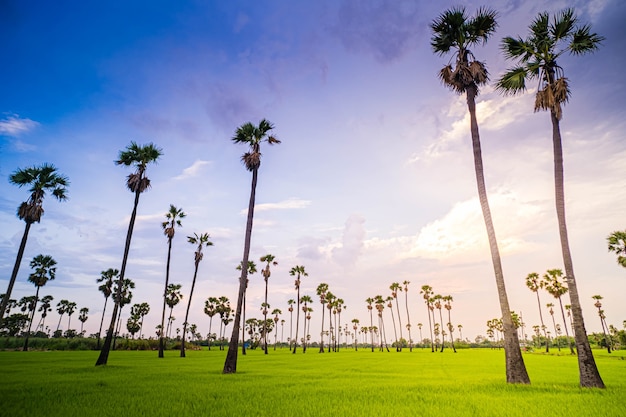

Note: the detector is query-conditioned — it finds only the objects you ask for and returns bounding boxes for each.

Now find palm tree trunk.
[263,280,269,355]
[426,306,434,353]
[395,299,403,351]
[96,188,141,366]
[159,238,173,358]
[467,86,529,384]
[389,307,399,352]
[23,286,40,351]
[369,310,374,352]
[223,167,258,374]
[293,286,301,354]
[97,297,109,349]
[557,297,575,354]
[404,293,412,352]
[319,306,325,353]
[180,262,200,357]
[535,292,549,353]
[0,221,32,326]
[438,309,445,352]
[550,111,604,388]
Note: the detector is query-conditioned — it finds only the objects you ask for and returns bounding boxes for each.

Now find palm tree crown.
[10,163,69,224]
[232,119,281,171]
[115,142,163,193]
[431,6,497,95]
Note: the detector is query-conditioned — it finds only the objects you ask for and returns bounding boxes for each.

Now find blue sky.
[1,0,625,342]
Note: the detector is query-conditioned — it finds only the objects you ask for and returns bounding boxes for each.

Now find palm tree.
[0,164,68,326]
[525,272,549,352]
[96,268,118,348]
[420,285,435,352]
[112,278,134,348]
[496,8,604,388]
[335,298,345,351]
[78,307,89,334]
[287,299,295,350]
[180,233,213,358]
[271,308,282,350]
[386,295,400,351]
[165,283,183,338]
[290,265,308,354]
[607,230,626,268]
[316,283,329,353]
[325,292,336,351]
[204,297,219,350]
[299,295,313,353]
[36,295,53,333]
[365,297,375,352]
[417,323,423,348]
[351,318,360,350]
[433,295,445,352]
[431,6,528,384]
[136,302,150,339]
[96,142,162,366]
[23,254,56,351]
[159,204,185,357]
[260,254,277,355]
[55,299,70,333]
[542,269,575,354]
[374,295,389,352]
[546,303,559,351]
[592,295,611,353]
[443,295,457,353]
[236,260,257,355]
[223,119,281,374]
[390,283,404,351]
[402,281,413,351]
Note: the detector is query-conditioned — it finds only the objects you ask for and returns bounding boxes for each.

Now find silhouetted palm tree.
[260,254,277,354]
[23,254,56,351]
[96,268,118,348]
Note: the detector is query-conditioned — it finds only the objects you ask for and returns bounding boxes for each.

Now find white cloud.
[0,114,39,136]
[241,198,311,214]
[173,160,211,181]
[332,213,366,267]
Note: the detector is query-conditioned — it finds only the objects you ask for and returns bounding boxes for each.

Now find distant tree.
[402,281,413,351]
[317,283,329,353]
[299,295,313,353]
[607,230,626,268]
[204,297,219,350]
[542,269,575,354]
[592,295,611,353]
[23,254,56,350]
[96,268,118,348]
[420,285,435,352]
[96,142,162,366]
[35,295,54,333]
[290,265,308,354]
[389,283,403,351]
[0,164,68,326]
[165,283,183,339]
[366,297,375,352]
[526,272,549,352]
[260,254,277,355]
[78,307,89,335]
[55,299,70,333]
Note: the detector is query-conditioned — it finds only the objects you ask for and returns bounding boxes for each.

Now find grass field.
[0,347,624,417]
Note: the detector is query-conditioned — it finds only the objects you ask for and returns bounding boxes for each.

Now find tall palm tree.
[386,295,400,351]
[525,272,549,352]
[420,285,435,352]
[417,323,423,348]
[223,119,281,374]
[316,283,329,353]
[542,269,575,354]
[443,295,457,353]
[78,307,89,334]
[607,230,626,268]
[271,308,282,350]
[112,278,134,348]
[290,265,308,354]
[299,295,313,353]
[402,281,413,351]
[366,297,375,352]
[204,296,219,350]
[390,283,404,351]
[165,283,183,338]
[55,299,70,333]
[496,8,604,388]
[433,295,445,352]
[36,295,53,333]
[0,164,68,326]
[374,295,389,352]
[96,268,118,348]
[325,292,336,351]
[592,295,611,353]
[23,254,56,351]
[180,233,213,358]
[260,254,277,355]
[287,298,295,349]
[546,303,559,351]
[159,204,185,358]
[351,318,360,350]
[96,142,162,366]
[136,302,150,339]
[236,260,257,355]
[335,298,345,351]
[431,6,528,384]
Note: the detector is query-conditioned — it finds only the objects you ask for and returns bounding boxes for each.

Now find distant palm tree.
[542,269,574,354]
[55,299,70,333]
[299,295,313,353]
[260,254,277,355]
[525,272,549,352]
[287,299,295,350]
[592,295,611,353]
[165,283,183,338]
[271,308,282,350]
[96,268,118,348]
[420,285,435,352]
[335,298,345,351]
[374,295,389,352]
[223,119,281,374]
[546,303,559,351]
[496,8,604,388]
[78,307,89,334]
[386,295,400,351]
[181,233,213,358]
[325,292,336,351]
[290,265,308,354]
[236,261,257,355]
[136,302,150,339]
[433,295,445,352]
[402,281,413,351]
[97,142,162,366]
[316,283,329,353]
[36,295,54,333]
[159,204,186,358]
[0,164,68,326]
[443,295,456,353]
[607,230,626,268]
[23,254,56,351]
[204,297,219,350]
[417,323,423,348]
[431,6,528,384]
[389,283,403,351]
[366,297,375,352]
[112,278,134,348]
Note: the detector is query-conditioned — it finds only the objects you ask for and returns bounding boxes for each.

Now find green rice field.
[0,348,624,417]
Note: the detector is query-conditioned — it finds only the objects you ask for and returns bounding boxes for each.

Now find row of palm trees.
[431,5,605,387]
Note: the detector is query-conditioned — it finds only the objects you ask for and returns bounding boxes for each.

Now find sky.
[1,0,625,344]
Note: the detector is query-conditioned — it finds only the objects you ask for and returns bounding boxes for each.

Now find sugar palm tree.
[96,268,118,348]
[443,295,457,353]
[496,8,604,388]
[0,164,68,326]
[607,230,626,268]
[135,302,150,339]
[546,303,559,351]
[159,204,185,357]
[386,295,400,351]
[55,299,70,333]
[402,281,413,351]
[260,254,277,355]
[35,295,53,333]
[433,295,445,352]
[112,278,134,348]
[351,318,360,350]
[525,272,549,352]
[420,285,435,352]
[335,298,345,351]
[236,260,257,355]
[592,295,611,353]
[316,283,329,353]
[290,265,308,354]
[374,295,389,352]
[366,297,375,352]
[223,119,281,374]
[165,283,183,338]
[204,297,219,350]
[287,298,295,349]
[78,307,89,334]
[299,295,313,353]
[542,269,574,354]
[325,292,336,351]
[431,6,528,384]
[96,142,162,366]
[271,308,282,350]
[23,254,56,351]
[180,233,213,357]
[390,283,403,351]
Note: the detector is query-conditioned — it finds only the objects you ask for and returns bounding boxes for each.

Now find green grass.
[0,348,624,417]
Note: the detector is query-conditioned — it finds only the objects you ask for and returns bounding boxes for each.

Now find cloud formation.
[0,114,39,137]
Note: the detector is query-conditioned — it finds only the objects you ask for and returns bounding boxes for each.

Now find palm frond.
[467,7,498,45]
[501,37,535,62]
[569,24,604,55]
[430,7,467,54]
[551,8,576,41]
[495,67,528,95]
[469,60,489,85]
